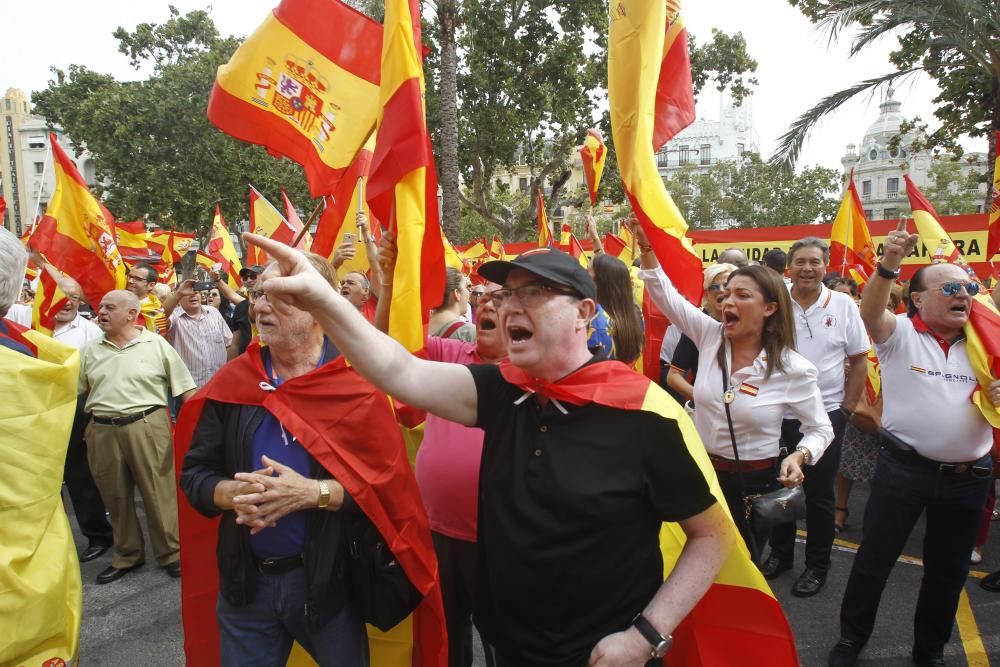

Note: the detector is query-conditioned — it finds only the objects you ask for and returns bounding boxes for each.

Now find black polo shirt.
[469,362,715,667]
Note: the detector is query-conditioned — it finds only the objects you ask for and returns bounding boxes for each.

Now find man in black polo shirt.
[242,235,735,667]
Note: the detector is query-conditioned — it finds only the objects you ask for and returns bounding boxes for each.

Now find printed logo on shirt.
[822,315,836,329]
[909,364,975,383]
[42,659,66,667]
[739,383,759,397]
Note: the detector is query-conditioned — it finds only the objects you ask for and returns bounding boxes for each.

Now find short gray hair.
[788,237,830,264]
[0,228,28,317]
[717,248,748,268]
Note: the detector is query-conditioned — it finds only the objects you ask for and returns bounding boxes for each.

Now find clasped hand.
[232,455,319,535]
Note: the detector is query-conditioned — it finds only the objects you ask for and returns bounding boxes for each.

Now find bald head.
[97,289,141,336]
[718,248,748,268]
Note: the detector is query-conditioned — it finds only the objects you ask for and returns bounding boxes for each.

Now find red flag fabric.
[312,142,374,260]
[207,0,383,197]
[280,189,311,250]
[536,191,554,248]
[31,266,69,336]
[829,173,876,276]
[579,129,607,206]
[207,206,243,287]
[173,341,446,666]
[641,286,669,383]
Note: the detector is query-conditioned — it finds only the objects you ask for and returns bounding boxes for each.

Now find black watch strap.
[631,613,672,658]
[876,262,900,280]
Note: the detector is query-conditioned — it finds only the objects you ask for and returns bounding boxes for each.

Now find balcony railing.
[885,191,899,199]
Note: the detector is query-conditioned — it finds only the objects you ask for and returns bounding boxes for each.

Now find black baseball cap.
[239,265,266,278]
[478,247,596,301]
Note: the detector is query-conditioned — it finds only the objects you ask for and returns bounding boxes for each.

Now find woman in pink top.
[376,238,505,667]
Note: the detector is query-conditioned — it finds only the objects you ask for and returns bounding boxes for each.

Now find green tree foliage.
[774,0,1000,211]
[665,153,842,229]
[923,156,988,216]
[32,7,315,241]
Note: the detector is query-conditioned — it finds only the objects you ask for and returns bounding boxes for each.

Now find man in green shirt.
[79,290,196,584]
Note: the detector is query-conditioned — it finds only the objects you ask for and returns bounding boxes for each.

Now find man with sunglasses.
[829,221,1000,667]
[763,237,869,597]
[244,235,734,667]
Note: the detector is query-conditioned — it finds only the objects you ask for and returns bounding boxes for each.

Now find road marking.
[796,530,991,665]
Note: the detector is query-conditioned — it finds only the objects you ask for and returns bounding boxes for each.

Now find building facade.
[1,87,96,236]
[655,101,761,178]
[840,91,987,221]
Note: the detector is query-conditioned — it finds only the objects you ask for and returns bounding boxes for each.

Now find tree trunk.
[436,0,461,240]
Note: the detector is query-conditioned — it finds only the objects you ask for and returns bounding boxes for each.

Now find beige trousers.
[85,408,180,568]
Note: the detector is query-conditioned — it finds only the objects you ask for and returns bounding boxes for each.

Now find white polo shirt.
[789,285,869,412]
[877,315,992,462]
[53,312,103,350]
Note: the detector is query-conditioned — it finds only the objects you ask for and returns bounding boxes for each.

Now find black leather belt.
[256,553,305,575]
[92,406,161,426]
[879,433,992,478]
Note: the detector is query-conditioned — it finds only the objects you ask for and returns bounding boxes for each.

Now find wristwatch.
[795,446,812,466]
[875,262,900,280]
[631,613,672,659]
[317,480,331,509]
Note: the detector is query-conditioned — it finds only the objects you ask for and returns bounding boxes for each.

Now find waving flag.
[442,231,464,270]
[281,189,312,250]
[579,128,607,206]
[829,172,876,276]
[490,235,507,261]
[365,0,446,354]
[559,222,572,245]
[988,131,1000,271]
[610,0,703,305]
[207,0,383,197]
[966,296,1000,428]
[115,221,152,262]
[31,266,70,336]
[904,175,974,270]
[536,191,554,247]
[246,187,299,266]
[207,206,243,287]
[312,134,375,269]
[28,133,125,308]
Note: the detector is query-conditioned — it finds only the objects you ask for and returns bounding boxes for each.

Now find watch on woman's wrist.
[795,446,812,466]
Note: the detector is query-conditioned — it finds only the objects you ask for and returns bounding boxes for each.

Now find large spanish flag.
[987,131,1000,271]
[966,296,1000,428]
[365,0,445,354]
[829,172,876,276]
[905,174,973,269]
[610,0,703,305]
[0,327,81,666]
[312,134,376,269]
[536,190,554,247]
[207,0,383,197]
[115,221,152,263]
[207,206,244,287]
[247,187,300,266]
[579,128,607,206]
[28,133,126,308]
[497,360,798,665]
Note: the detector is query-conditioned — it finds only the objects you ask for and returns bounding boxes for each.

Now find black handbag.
[719,360,806,538]
[345,512,423,631]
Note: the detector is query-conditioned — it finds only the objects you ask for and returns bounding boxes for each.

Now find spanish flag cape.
[173,341,446,667]
[498,360,798,666]
[139,293,168,335]
[0,322,82,666]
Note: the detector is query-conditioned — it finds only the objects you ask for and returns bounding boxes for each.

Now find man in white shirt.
[762,238,869,598]
[828,223,1000,667]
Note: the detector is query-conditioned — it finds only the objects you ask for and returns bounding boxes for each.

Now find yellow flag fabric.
[442,232,463,270]
[0,331,81,666]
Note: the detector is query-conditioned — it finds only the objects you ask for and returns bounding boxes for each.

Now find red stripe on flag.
[272,0,383,83]
[653,25,695,152]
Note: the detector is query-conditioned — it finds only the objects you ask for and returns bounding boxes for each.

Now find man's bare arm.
[861,219,917,344]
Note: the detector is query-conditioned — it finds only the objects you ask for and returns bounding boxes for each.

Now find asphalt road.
[71,481,1000,666]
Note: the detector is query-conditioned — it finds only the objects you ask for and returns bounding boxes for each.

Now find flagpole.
[29,139,53,235]
[356,177,365,217]
[291,198,326,249]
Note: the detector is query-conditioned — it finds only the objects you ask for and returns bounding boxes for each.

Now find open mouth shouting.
[506,324,534,346]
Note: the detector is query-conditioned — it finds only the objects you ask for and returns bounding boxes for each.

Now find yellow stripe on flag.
[389,167,430,352]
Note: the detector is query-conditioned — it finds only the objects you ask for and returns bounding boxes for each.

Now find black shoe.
[828,639,863,667]
[96,563,143,584]
[979,570,1000,592]
[163,561,181,578]
[792,567,827,597]
[912,650,946,667]
[79,542,111,563]
[760,555,793,580]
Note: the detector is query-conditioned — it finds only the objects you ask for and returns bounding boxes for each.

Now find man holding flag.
[243,232,747,667]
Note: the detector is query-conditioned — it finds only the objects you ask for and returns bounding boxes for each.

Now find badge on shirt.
[739,383,759,397]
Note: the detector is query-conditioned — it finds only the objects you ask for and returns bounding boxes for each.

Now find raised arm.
[358,212,384,297]
[244,233,479,426]
[861,219,917,344]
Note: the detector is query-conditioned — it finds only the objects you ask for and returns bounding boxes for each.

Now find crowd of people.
[2,207,1000,667]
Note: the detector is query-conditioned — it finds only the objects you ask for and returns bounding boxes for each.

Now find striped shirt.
[167,306,233,387]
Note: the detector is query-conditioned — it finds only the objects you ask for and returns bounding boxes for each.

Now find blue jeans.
[217,568,369,667]
[839,446,992,657]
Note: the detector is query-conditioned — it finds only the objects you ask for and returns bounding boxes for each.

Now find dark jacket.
[179,398,357,632]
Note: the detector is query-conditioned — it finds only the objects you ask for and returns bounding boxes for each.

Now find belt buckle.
[110,415,124,426]
[261,557,278,568]
[938,463,958,474]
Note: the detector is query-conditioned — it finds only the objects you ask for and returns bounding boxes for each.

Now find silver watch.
[795,446,812,466]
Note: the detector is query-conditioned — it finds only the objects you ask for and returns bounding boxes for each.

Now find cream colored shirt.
[79,327,196,417]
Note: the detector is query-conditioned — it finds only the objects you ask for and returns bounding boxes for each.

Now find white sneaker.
[971,548,983,564]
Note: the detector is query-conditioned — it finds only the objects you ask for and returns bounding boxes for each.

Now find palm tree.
[771,0,1000,206]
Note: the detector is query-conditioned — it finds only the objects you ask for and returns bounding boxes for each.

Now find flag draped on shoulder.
[829,172,876,277]
[988,131,1000,271]
[173,342,446,667]
[497,360,799,665]
[312,135,375,266]
[28,133,126,308]
[966,296,1000,428]
[0,329,81,666]
[207,0,383,197]
[579,128,607,206]
[32,266,69,336]
[536,190,554,248]
[610,0,703,305]
[208,206,244,287]
[366,0,445,353]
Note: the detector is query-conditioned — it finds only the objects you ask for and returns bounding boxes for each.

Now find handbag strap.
[720,349,759,555]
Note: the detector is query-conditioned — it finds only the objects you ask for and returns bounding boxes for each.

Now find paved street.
[71,481,1000,666]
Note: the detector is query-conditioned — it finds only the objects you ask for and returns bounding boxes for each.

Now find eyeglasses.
[127,273,152,283]
[799,313,814,339]
[248,289,268,302]
[469,290,489,304]
[932,281,980,297]
[488,283,579,308]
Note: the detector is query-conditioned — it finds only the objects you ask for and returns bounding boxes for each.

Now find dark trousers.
[432,531,494,667]
[714,464,781,564]
[768,409,846,573]
[64,397,112,547]
[839,447,992,657]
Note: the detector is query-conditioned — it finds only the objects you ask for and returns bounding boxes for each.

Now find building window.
[518,177,528,193]
[33,162,44,174]
[884,208,898,220]
[864,209,873,219]
[700,144,711,165]
[886,177,899,198]
[28,137,45,150]
[657,150,667,166]
[678,146,690,165]
[736,143,745,156]
[861,180,872,198]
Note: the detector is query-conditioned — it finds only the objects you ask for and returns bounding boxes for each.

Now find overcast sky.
[0,0,983,173]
